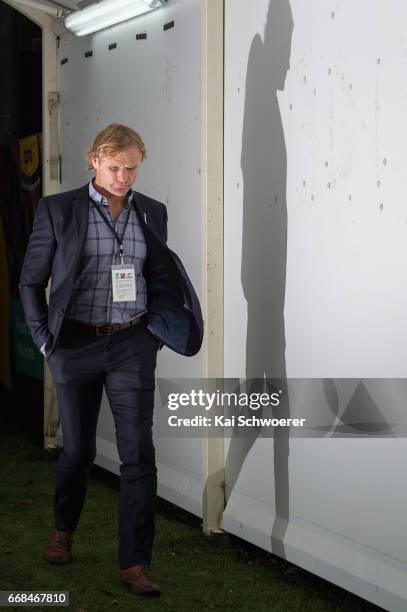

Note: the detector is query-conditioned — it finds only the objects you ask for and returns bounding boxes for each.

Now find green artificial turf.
[0,416,381,612]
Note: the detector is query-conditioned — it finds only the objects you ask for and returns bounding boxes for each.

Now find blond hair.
[86,123,147,169]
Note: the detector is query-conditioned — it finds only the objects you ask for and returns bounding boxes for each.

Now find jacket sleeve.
[19,197,57,354]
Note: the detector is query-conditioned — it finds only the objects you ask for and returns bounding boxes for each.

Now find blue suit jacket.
[19,184,203,357]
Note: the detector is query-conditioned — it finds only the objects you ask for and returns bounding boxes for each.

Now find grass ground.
[0,416,382,612]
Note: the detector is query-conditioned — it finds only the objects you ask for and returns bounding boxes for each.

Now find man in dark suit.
[19,123,203,597]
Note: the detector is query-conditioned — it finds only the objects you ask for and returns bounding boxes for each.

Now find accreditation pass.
[111,265,136,302]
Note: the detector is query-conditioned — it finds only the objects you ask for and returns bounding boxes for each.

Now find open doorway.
[0,0,43,436]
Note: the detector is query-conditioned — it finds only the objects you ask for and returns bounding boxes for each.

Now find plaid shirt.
[65,181,148,325]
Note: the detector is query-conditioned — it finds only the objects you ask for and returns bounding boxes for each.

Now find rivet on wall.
[348,194,352,201]
[383,158,387,165]
[379,203,384,211]
[377,57,381,65]
[236,182,239,188]
[274,195,278,203]
[325,161,328,167]
[311,194,315,201]
[327,182,331,189]
[328,67,332,75]
[289,104,293,110]
[302,180,306,187]
[377,180,381,187]
[303,75,307,84]
[331,11,335,18]
[313,88,317,95]
[349,83,353,90]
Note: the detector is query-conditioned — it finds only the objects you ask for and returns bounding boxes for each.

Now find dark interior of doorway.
[0,1,43,440]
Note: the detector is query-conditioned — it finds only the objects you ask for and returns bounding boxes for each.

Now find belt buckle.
[98,323,122,336]
[96,324,112,336]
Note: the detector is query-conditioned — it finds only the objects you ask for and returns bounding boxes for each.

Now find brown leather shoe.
[120,565,161,597]
[44,530,73,564]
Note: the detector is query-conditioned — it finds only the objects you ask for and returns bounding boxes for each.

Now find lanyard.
[90,196,132,266]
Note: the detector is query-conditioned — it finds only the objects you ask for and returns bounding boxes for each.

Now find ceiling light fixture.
[64,0,167,37]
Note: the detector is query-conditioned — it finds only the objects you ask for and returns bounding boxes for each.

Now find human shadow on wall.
[224,0,293,560]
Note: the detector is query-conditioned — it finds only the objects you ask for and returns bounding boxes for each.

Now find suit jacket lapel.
[132,191,148,228]
[72,184,90,258]
[132,190,164,245]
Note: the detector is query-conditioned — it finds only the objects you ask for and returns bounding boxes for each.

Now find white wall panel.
[57,0,204,516]
[224,0,407,608]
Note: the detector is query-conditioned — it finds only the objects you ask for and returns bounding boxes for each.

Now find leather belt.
[63,314,146,336]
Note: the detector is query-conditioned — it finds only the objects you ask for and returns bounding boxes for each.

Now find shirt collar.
[88,180,133,209]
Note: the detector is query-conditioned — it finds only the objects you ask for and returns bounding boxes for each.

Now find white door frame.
[201,0,225,534]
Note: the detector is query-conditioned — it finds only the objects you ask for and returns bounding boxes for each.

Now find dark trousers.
[47,320,160,569]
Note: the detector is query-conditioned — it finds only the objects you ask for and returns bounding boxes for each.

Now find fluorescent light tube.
[64,0,167,37]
